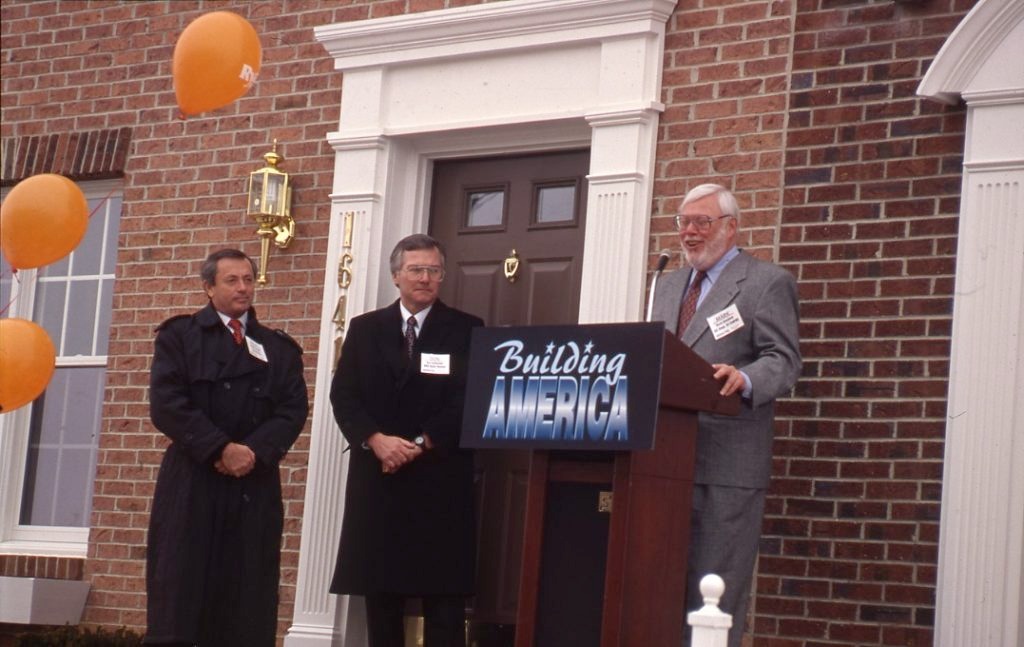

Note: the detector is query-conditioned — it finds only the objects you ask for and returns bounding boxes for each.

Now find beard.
[681,223,732,271]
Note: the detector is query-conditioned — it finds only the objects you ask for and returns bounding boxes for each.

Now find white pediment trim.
[316,0,678,68]
[917,0,1024,104]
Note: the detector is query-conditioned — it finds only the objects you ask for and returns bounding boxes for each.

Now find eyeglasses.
[402,265,445,281]
[675,214,733,232]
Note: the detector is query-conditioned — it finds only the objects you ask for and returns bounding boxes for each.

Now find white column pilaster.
[935,96,1024,647]
[285,133,394,647]
[579,107,662,323]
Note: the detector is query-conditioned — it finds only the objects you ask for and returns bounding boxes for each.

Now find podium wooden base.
[514,408,697,647]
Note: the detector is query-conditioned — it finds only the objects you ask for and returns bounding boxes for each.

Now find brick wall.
[771,1,966,644]
[654,0,795,260]
[1,0,975,645]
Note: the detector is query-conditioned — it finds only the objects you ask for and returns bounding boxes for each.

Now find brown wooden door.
[429,149,589,637]
[431,149,588,325]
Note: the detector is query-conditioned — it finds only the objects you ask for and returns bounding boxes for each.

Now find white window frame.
[0,179,122,557]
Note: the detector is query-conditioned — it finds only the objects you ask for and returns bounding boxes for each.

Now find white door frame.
[287,1,678,644]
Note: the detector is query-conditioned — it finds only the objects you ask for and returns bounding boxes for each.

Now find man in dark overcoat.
[330,234,484,647]
[145,249,308,647]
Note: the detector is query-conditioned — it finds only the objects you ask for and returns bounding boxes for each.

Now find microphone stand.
[646,251,671,322]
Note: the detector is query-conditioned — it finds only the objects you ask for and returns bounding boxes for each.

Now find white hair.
[680,184,740,222]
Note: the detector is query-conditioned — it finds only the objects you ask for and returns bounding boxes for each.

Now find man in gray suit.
[652,184,801,647]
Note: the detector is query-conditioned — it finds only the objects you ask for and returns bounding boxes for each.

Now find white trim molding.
[918,2,1024,646]
[916,0,1024,105]
[289,1,677,644]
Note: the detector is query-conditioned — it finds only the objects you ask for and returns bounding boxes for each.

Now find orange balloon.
[0,173,89,270]
[0,318,56,414]
[173,11,262,117]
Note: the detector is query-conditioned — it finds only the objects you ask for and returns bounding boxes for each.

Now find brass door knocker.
[503,249,520,283]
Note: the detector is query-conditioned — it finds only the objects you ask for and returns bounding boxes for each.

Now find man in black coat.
[145,249,308,647]
[330,234,483,647]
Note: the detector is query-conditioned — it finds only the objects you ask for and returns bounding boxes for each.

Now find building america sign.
[461,323,668,451]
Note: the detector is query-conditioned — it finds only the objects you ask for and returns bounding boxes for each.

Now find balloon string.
[0,269,21,317]
[89,186,117,219]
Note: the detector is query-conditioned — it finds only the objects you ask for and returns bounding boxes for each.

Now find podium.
[461,323,739,646]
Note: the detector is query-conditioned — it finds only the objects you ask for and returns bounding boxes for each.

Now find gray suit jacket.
[652,251,801,488]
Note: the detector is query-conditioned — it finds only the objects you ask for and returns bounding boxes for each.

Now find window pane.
[1,250,12,310]
[20,366,104,527]
[63,368,105,445]
[96,278,114,352]
[33,279,67,348]
[20,444,57,526]
[54,448,95,527]
[32,374,67,446]
[249,174,264,213]
[65,279,99,356]
[103,197,123,274]
[71,198,106,276]
[42,254,71,277]
[536,185,576,223]
[466,190,504,227]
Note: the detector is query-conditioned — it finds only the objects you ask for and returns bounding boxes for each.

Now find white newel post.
[687,574,732,647]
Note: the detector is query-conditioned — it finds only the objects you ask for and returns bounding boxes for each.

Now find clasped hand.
[367,432,424,474]
[215,442,256,477]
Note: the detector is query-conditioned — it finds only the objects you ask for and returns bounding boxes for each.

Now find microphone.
[655,249,671,273]
[646,249,672,322]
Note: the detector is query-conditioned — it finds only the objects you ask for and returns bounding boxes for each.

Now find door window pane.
[535,184,577,224]
[466,190,505,228]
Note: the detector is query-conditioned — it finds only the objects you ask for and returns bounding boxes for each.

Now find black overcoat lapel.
[370,302,409,385]
[195,304,267,379]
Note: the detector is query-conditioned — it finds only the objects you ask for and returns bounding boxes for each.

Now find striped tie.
[228,319,244,346]
[677,271,707,336]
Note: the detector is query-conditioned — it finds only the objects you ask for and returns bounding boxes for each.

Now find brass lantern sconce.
[247,139,295,285]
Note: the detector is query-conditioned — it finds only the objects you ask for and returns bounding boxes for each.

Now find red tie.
[677,271,707,336]
[228,319,244,346]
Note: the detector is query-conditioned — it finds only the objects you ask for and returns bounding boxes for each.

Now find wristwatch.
[413,435,427,450]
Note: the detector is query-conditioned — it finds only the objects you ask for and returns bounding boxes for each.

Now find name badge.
[707,304,744,340]
[420,353,451,375]
[246,336,268,362]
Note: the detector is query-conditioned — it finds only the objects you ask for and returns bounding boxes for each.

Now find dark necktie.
[228,319,244,346]
[677,270,707,336]
[404,315,417,358]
